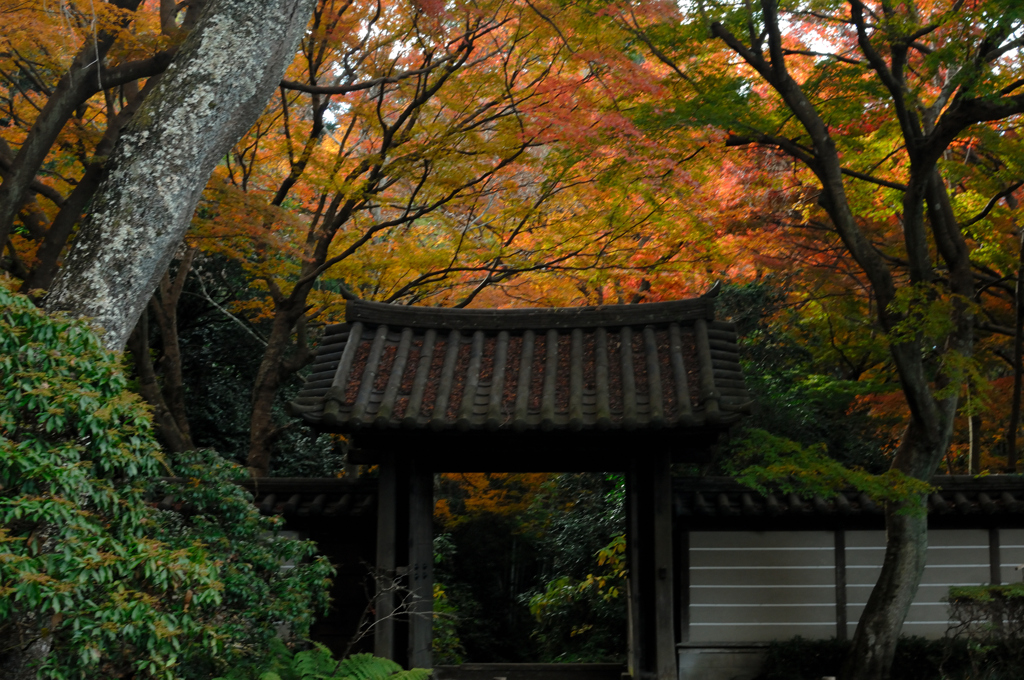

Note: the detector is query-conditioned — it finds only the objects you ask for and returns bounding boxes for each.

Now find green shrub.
[0,283,333,679]
[756,636,848,680]
[215,639,431,680]
[526,535,627,662]
[949,583,1024,679]
[755,635,971,680]
[432,583,467,664]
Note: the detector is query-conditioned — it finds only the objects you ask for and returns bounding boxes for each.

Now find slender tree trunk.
[970,414,982,475]
[151,249,196,439]
[843,499,929,680]
[127,312,193,452]
[1008,206,1023,473]
[44,0,316,350]
[247,301,310,476]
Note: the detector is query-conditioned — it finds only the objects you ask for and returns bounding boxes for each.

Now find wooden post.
[408,458,434,668]
[652,452,677,680]
[626,461,645,679]
[834,529,847,641]
[627,453,676,680]
[375,450,399,660]
[677,527,690,645]
[989,528,1001,585]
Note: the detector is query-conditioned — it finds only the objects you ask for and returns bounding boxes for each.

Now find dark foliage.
[755,636,971,680]
[155,256,344,476]
[715,282,900,474]
[434,472,626,663]
[949,584,1024,679]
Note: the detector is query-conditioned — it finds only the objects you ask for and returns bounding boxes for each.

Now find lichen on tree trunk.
[45,0,316,351]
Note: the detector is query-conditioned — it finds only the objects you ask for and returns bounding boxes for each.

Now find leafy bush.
[755,635,970,680]
[433,471,626,662]
[949,583,1024,679]
[432,583,466,664]
[526,535,627,662]
[215,639,430,680]
[0,282,333,679]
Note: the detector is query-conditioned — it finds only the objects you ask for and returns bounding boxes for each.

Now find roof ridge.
[346,297,716,331]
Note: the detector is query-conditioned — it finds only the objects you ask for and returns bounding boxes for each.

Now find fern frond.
[333,652,404,680]
[390,668,433,680]
[294,641,344,678]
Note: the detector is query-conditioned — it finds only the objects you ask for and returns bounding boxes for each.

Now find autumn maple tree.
[576,0,1024,678]
[182,0,716,475]
[0,0,712,472]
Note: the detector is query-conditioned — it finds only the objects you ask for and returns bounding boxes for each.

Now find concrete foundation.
[677,644,767,680]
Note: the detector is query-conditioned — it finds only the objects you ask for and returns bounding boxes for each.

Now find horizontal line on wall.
[691,566,833,570]
[850,621,953,626]
[846,583,997,588]
[849,602,950,607]
[692,601,949,609]
[691,547,832,552]
[691,585,834,589]
[847,564,988,569]
[692,604,834,608]
[846,546,987,551]
[691,623,838,627]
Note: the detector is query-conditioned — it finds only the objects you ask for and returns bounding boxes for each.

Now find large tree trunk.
[44,0,316,350]
[841,417,946,680]
[843,503,929,680]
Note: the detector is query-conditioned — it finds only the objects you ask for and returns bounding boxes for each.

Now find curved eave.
[289,404,749,433]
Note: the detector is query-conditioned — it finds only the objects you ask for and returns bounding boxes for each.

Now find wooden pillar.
[652,453,677,680]
[834,529,847,641]
[989,527,1002,585]
[626,459,646,679]
[375,451,411,664]
[408,458,434,668]
[676,527,690,645]
[375,450,399,660]
[627,453,677,680]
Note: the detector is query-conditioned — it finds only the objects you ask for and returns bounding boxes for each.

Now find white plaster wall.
[689,531,837,643]
[688,528,998,645]
[845,529,989,639]
[1001,528,1024,585]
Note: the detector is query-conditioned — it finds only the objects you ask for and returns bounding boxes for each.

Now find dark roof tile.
[291,297,753,432]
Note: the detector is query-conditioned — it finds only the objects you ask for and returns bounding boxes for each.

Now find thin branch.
[192,272,268,347]
[962,181,1024,228]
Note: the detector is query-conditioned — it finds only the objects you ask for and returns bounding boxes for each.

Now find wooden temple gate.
[289,295,753,679]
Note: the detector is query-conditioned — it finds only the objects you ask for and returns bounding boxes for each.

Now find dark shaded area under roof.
[155,476,1024,529]
[290,296,753,438]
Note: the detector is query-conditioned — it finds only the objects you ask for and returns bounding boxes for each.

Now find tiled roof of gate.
[290,296,753,432]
